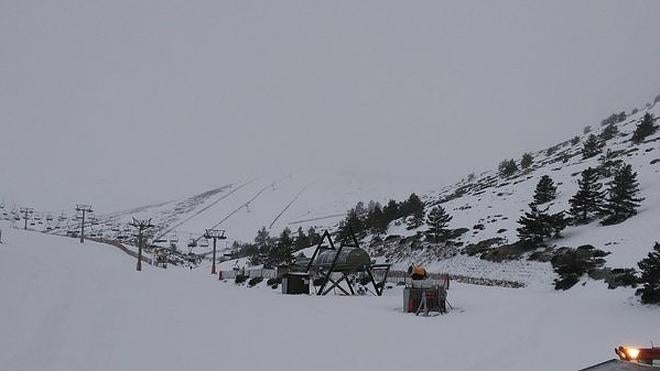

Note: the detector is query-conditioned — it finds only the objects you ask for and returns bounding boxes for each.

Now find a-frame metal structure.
[304,229,390,296]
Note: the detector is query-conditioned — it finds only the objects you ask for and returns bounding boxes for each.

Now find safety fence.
[217,269,523,288]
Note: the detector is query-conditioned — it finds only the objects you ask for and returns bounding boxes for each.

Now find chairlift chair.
[199,238,209,248]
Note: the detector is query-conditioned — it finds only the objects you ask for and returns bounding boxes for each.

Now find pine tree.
[270,228,294,265]
[520,153,533,169]
[582,134,603,159]
[498,159,518,177]
[366,205,388,236]
[517,204,566,245]
[636,242,660,304]
[599,123,619,142]
[336,208,364,242]
[382,199,400,222]
[570,136,580,145]
[596,149,623,178]
[307,226,322,245]
[294,227,310,250]
[405,193,425,230]
[631,113,657,144]
[425,206,453,243]
[569,167,605,224]
[250,227,272,265]
[533,175,558,205]
[601,164,643,225]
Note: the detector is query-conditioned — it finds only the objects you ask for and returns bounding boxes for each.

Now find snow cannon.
[407,265,428,280]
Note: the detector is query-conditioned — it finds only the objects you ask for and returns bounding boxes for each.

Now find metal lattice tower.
[129,218,154,271]
[204,229,227,275]
[75,204,93,243]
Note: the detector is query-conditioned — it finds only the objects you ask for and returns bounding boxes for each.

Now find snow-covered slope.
[393,102,660,284]
[0,223,658,371]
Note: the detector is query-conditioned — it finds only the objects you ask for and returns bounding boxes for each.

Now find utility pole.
[75,204,92,243]
[204,229,227,275]
[19,208,33,230]
[130,218,153,272]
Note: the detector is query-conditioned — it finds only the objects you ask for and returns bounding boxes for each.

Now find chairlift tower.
[19,208,34,230]
[129,218,154,272]
[75,204,93,243]
[204,229,227,275]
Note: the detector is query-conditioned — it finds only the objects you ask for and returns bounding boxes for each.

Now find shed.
[282,272,310,295]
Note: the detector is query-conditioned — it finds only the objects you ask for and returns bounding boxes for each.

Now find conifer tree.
[336,208,365,242]
[425,206,453,243]
[498,159,518,177]
[532,175,558,205]
[307,226,322,245]
[570,136,580,145]
[367,204,388,236]
[599,123,619,142]
[382,199,400,222]
[601,164,643,225]
[250,227,272,265]
[582,134,603,159]
[517,204,566,245]
[404,193,425,230]
[631,113,657,144]
[569,167,605,224]
[294,227,310,250]
[636,242,660,304]
[270,228,294,265]
[596,149,623,179]
[520,153,533,169]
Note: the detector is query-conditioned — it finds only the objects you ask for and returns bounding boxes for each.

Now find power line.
[152,180,254,242]
[268,184,309,229]
[192,181,277,244]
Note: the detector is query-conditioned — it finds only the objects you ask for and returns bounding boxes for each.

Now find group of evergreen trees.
[569,164,643,225]
[238,225,323,267]
[517,163,643,246]
[335,193,426,243]
[498,153,534,178]
[600,111,626,127]
[335,194,458,246]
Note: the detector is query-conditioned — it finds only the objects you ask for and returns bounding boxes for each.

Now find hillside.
[363,101,660,286]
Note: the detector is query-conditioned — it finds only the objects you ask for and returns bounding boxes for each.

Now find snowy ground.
[1,225,659,371]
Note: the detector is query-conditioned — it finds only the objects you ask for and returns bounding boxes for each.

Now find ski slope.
[0,224,658,371]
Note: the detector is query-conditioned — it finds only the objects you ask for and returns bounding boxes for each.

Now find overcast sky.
[2,0,660,211]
